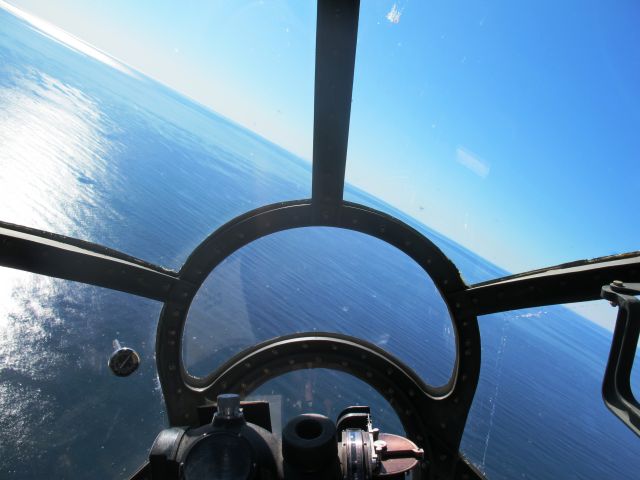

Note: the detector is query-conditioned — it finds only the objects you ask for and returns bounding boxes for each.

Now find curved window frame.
[181,224,457,387]
[1,1,639,479]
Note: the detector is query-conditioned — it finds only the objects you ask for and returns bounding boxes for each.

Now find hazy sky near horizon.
[2,1,639,329]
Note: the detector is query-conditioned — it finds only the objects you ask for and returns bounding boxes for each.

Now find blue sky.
[2,1,639,327]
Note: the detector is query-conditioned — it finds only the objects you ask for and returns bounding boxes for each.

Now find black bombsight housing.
[142,395,423,480]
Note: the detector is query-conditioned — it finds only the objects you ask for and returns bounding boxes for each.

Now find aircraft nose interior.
[148,200,482,479]
[1,0,639,479]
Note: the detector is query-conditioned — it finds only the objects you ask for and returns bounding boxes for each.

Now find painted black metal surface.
[601,281,640,436]
[312,0,359,204]
[452,252,640,316]
[0,0,638,477]
[0,221,181,301]
[154,199,481,479]
[183,332,481,479]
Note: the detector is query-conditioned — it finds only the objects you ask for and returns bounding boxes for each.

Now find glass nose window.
[345,1,640,283]
[0,267,164,479]
[183,227,456,388]
[246,369,404,436]
[461,301,640,479]
[0,2,315,270]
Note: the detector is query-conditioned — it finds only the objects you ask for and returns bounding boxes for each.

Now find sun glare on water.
[0,4,122,440]
[0,69,114,233]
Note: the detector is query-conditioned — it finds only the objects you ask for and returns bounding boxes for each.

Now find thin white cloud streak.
[456,146,490,178]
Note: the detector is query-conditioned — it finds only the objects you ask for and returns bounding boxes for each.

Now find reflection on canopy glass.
[246,369,404,437]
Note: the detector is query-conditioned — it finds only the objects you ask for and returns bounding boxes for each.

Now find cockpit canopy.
[0,1,638,479]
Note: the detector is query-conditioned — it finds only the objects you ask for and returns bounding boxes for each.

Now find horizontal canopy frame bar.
[1,223,638,315]
[0,222,182,301]
[453,252,640,316]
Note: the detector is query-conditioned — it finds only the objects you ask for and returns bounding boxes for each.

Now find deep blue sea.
[1,6,639,480]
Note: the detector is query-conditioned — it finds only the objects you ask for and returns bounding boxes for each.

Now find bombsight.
[146,394,424,480]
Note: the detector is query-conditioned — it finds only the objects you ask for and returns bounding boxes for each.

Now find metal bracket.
[600,281,640,436]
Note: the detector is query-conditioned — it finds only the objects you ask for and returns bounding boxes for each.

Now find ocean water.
[1,6,639,480]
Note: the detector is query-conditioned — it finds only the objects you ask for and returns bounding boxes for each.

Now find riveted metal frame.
[0,221,182,300]
[154,199,481,478]
[155,200,478,420]
[1,0,639,478]
[183,332,483,479]
[2,208,638,478]
[454,252,640,316]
